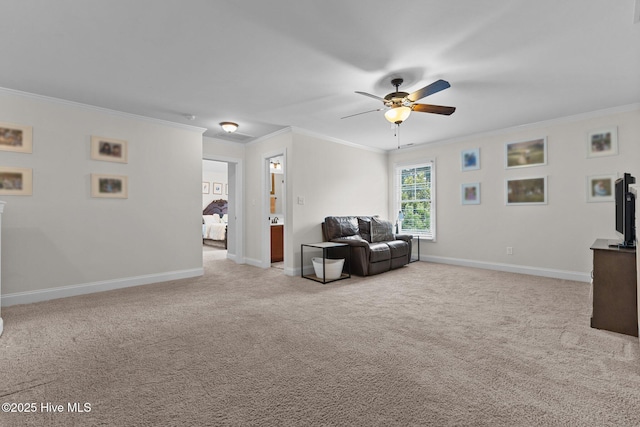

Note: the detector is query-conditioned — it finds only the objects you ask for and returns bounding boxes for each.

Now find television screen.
[614,173,636,248]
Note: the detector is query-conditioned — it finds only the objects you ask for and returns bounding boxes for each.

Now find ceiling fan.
[343,78,456,124]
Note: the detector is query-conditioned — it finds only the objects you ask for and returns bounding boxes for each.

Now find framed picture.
[0,166,33,196]
[506,176,547,205]
[202,182,210,194]
[91,136,128,163]
[587,127,618,158]
[505,137,547,169]
[91,174,128,199]
[461,183,480,205]
[461,148,480,171]
[213,182,223,195]
[0,121,33,153]
[586,174,616,202]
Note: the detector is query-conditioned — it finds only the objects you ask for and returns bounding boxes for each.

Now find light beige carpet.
[1,248,640,426]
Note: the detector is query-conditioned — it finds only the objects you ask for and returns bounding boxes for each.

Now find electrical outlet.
[297,196,305,205]
[506,247,513,255]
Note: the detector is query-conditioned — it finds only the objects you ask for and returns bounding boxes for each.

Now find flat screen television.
[613,172,636,248]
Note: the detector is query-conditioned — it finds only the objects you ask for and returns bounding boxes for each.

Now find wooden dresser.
[590,239,637,337]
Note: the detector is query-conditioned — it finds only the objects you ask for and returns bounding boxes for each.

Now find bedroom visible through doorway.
[202,160,228,254]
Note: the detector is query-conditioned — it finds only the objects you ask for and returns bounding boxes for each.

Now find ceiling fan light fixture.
[220,121,239,133]
[384,106,411,124]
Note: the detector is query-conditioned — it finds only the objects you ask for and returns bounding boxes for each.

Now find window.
[395,161,435,239]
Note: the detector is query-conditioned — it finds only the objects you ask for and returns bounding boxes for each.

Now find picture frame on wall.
[0,121,33,154]
[586,174,616,203]
[505,137,547,169]
[461,148,480,171]
[213,182,223,195]
[91,174,128,199]
[202,182,210,194]
[461,182,480,205]
[91,136,128,163]
[506,176,547,205]
[586,127,618,158]
[0,166,33,196]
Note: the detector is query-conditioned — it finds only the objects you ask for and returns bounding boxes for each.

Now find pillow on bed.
[221,214,228,223]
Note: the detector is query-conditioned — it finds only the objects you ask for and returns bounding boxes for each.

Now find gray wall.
[388,106,640,280]
[0,89,204,304]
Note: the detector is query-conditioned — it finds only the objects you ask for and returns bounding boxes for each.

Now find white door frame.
[202,155,245,263]
[262,149,287,269]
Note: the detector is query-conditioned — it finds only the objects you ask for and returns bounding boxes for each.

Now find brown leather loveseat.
[322,216,413,276]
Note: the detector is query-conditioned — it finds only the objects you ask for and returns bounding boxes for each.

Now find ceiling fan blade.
[341,108,384,119]
[407,79,451,102]
[355,91,386,102]
[411,104,456,115]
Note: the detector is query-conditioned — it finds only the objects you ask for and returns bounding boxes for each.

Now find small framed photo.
[586,174,616,202]
[587,127,617,158]
[505,137,547,169]
[202,182,210,194]
[506,176,547,205]
[91,136,128,163]
[0,121,33,154]
[91,174,128,199]
[461,148,480,171]
[213,182,223,195]
[0,166,33,196]
[461,183,480,205]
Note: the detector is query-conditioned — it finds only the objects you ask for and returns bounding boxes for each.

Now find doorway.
[263,151,286,271]
[202,156,244,263]
[202,160,228,255]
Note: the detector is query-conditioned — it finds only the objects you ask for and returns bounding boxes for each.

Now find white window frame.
[394,160,436,241]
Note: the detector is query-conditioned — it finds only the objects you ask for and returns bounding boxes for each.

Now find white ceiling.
[1,1,639,151]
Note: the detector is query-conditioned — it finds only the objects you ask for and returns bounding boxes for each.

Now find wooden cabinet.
[271,225,283,263]
[590,239,638,336]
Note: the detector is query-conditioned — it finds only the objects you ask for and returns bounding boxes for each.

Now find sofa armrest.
[330,237,370,276]
[394,234,413,242]
[331,237,370,248]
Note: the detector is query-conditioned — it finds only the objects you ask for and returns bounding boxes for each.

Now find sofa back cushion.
[371,217,394,242]
[356,216,377,242]
[324,216,360,240]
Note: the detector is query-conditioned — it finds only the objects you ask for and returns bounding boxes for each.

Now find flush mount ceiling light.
[220,122,239,133]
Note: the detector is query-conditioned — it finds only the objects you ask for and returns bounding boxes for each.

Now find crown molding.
[0,86,207,134]
[399,103,640,152]
[290,126,387,154]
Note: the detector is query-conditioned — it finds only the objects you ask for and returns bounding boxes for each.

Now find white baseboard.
[0,317,3,337]
[245,257,267,269]
[1,268,204,307]
[422,255,591,283]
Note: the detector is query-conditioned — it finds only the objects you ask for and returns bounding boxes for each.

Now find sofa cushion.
[386,240,409,258]
[357,216,377,242]
[324,216,359,240]
[371,217,394,243]
[369,243,391,263]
